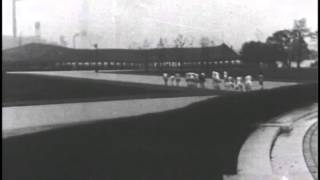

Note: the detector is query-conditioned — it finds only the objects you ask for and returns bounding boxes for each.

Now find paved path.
[224,104,318,180]
[271,113,317,180]
[303,122,318,180]
[3,96,215,138]
[9,71,298,90]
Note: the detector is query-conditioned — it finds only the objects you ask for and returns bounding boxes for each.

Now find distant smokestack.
[59,35,68,47]
[18,32,23,46]
[12,0,22,39]
[34,21,41,42]
[12,0,17,39]
[79,0,89,48]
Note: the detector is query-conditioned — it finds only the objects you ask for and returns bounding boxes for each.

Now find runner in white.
[234,77,245,92]
[169,74,176,86]
[186,72,199,88]
[199,73,206,88]
[244,75,253,91]
[175,73,181,87]
[225,76,234,90]
[162,73,169,86]
[258,73,264,90]
[211,71,221,90]
[222,71,228,82]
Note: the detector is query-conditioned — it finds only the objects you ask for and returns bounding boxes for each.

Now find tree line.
[240,18,318,69]
[131,18,317,69]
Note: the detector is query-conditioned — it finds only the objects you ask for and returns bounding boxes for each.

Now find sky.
[2,0,318,50]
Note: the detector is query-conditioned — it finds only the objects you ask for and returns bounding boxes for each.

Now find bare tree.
[174,34,188,48]
[157,37,168,72]
[173,34,189,71]
[200,37,210,47]
[59,36,68,47]
[157,37,168,48]
[210,40,215,46]
[142,39,151,49]
[141,39,152,72]
[187,36,195,47]
[128,41,140,49]
[200,36,212,72]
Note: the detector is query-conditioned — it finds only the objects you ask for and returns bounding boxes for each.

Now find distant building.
[2,35,60,50]
[3,43,240,71]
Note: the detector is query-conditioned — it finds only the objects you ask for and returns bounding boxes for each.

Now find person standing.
[163,73,169,86]
[169,74,176,86]
[175,73,181,87]
[258,73,264,90]
[222,71,228,90]
[234,77,245,92]
[212,71,221,90]
[199,73,206,88]
[192,73,199,88]
[244,75,253,91]
[225,76,234,90]
[222,71,228,82]
[185,73,192,87]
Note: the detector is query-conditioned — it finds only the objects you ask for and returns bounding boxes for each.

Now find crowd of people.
[162,71,264,91]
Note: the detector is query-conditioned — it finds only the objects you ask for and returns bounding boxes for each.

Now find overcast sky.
[2,0,318,49]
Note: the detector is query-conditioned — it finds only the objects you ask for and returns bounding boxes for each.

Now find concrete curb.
[224,104,318,180]
[303,122,318,179]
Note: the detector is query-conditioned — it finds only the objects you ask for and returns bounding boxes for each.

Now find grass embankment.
[3,83,318,180]
[2,73,221,107]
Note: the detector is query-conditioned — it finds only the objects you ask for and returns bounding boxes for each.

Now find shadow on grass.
[3,83,318,180]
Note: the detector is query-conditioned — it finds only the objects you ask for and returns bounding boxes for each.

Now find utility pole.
[93,43,98,72]
[73,33,80,48]
[12,0,18,39]
[18,32,22,46]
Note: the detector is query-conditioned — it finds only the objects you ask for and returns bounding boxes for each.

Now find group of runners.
[162,73,182,87]
[162,71,264,91]
[211,71,264,91]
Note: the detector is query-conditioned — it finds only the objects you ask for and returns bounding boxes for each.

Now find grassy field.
[2,73,222,107]
[3,83,318,180]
